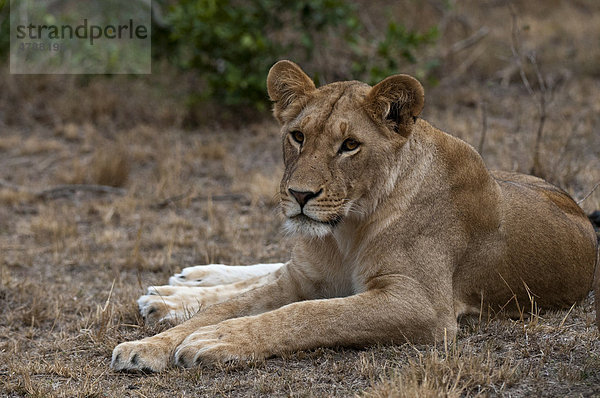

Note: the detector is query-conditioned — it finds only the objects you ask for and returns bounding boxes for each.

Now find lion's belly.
[453,175,596,316]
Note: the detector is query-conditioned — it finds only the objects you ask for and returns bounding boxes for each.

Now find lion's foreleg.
[168,263,285,287]
[174,282,457,366]
[112,264,308,372]
[138,273,276,324]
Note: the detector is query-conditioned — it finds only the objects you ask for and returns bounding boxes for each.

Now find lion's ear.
[365,74,424,137]
[267,60,316,123]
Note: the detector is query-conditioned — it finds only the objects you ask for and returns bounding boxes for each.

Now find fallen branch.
[0,178,32,192]
[151,192,192,209]
[1,178,253,205]
[192,193,249,203]
[37,184,126,199]
[0,179,126,199]
[151,192,249,209]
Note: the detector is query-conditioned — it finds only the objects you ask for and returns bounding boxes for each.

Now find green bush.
[166,0,358,109]
[162,0,438,109]
[0,0,9,59]
[353,21,439,85]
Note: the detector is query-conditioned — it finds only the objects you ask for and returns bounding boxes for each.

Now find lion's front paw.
[168,263,283,287]
[174,322,261,367]
[111,339,172,373]
[138,286,202,324]
[168,264,233,287]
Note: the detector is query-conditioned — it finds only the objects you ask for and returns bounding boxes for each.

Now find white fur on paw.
[138,286,205,323]
[168,263,284,287]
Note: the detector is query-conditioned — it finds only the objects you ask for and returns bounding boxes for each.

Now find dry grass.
[1,1,599,397]
[89,143,131,188]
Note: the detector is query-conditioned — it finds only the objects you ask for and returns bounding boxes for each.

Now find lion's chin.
[283,215,334,238]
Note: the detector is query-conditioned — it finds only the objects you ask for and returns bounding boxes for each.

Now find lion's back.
[492,170,587,218]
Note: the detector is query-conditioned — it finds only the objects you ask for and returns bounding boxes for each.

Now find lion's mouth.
[281,202,345,237]
[290,213,342,228]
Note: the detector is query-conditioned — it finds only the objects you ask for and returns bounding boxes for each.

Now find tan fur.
[111,61,598,372]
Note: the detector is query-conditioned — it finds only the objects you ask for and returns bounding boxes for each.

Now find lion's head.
[267,60,425,237]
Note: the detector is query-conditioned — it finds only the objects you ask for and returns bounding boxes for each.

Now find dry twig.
[508,4,557,177]
[444,26,490,57]
[577,182,600,205]
[478,100,488,155]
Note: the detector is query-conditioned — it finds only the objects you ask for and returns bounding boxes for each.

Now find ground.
[1,1,600,397]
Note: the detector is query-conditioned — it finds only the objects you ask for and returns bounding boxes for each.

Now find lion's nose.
[288,188,322,208]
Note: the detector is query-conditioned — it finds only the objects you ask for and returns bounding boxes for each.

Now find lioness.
[111,61,598,372]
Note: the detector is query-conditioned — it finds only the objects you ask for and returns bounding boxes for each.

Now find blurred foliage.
[0,0,436,106]
[160,0,438,109]
[165,0,357,109]
[353,21,439,85]
[0,0,8,58]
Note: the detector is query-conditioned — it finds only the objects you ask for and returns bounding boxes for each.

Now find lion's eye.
[340,138,360,152]
[291,131,304,145]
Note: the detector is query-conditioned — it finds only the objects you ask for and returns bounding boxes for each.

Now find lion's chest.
[330,224,375,295]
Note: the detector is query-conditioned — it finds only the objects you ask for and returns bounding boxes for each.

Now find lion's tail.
[590,211,600,241]
[590,211,600,330]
